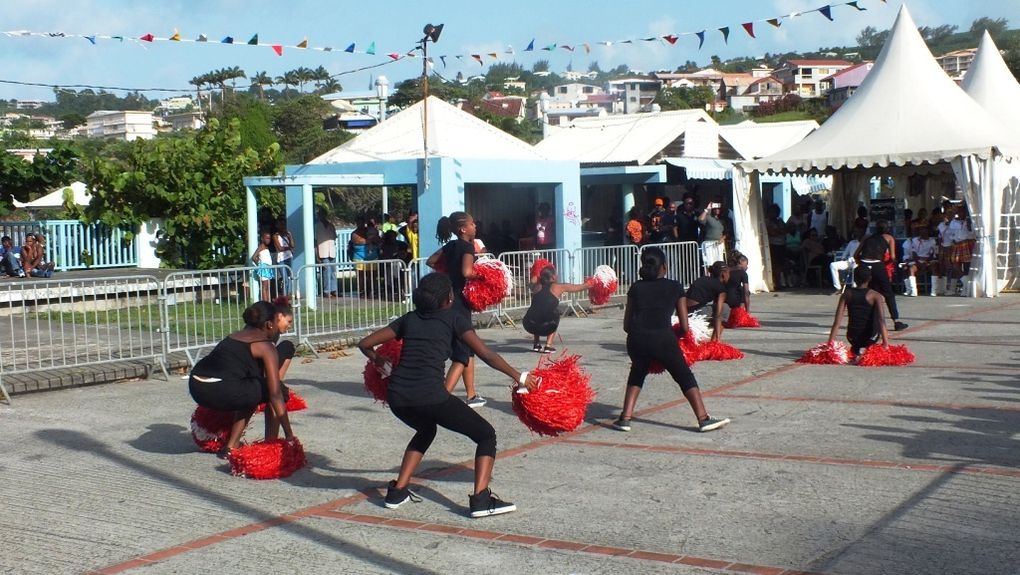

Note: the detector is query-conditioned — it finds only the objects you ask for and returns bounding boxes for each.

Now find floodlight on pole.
[375,75,389,122]
[418,23,443,190]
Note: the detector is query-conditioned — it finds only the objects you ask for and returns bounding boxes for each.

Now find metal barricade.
[293,260,411,349]
[642,241,702,288]
[0,274,165,402]
[571,245,640,310]
[161,265,293,366]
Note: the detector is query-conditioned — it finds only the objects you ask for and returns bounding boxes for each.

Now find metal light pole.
[418,24,443,190]
[376,75,390,215]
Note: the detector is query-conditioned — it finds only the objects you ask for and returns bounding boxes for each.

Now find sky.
[1,0,1018,102]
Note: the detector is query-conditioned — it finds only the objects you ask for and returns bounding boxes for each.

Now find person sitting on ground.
[21,233,55,278]
[0,236,26,278]
[522,264,593,353]
[358,272,539,517]
[685,261,730,342]
[725,252,751,316]
[827,266,889,356]
[188,299,297,458]
[830,229,862,294]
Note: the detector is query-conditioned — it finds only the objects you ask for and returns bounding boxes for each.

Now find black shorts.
[522,316,559,337]
[189,376,289,411]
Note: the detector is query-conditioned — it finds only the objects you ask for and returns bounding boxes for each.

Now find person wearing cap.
[647,198,670,244]
[698,200,726,272]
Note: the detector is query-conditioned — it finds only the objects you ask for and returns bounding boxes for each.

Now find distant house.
[606,77,662,114]
[729,76,785,111]
[536,84,613,129]
[824,62,875,108]
[774,59,853,98]
[85,110,156,141]
[461,94,527,121]
[936,48,977,81]
[165,111,206,131]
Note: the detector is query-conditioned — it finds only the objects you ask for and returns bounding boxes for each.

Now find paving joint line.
[712,392,1020,413]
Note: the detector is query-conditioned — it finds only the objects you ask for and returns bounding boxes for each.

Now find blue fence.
[0,220,137,270]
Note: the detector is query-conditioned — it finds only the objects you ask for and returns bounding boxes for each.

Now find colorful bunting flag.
[742,22,755,38]
[819,5,834,21]
[344,43,355,53]
[719,27,729,44]
[767,18,782,28]
[663,35,678,45]
[221,36,233,44]
[85,35,95,45]
[524,39,534,51]
[367,41,376,55]
[388,52,401,60]
[542,43,556,51]
[139,33,154,42]
[272,45,282,56]
[696,30,705,49]
[561,45,574,51]
[247,34,258,45]
[197,34,208,42]
[297,38,308,48]
[488,52,497,59]
[169,29,181,41]
[440,55,447,67]
[582,43,591,54]
[848,1,865,9]
[471,54,483,65]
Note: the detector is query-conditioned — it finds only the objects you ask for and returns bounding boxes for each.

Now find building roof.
[534,109,713,165]
[784,59,853,67]
[719,120,819,160]
[824,62,873,80]
[461,97,525,119]
[962,31,1020,142]
[309,96,545,164]
[13,181,91,208]
[742,6,1017,173]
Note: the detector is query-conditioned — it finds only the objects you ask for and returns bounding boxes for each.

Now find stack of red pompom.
[724,306,760,328]
[227,438,306,480]
[511,354,595,436]
[695,340,745,361]
[529,258,554,281]
[191,406,234,453]
[363,338,403,403]
[587,265,619,306]
[797,341,854,365]
[463,259,512,311]
[255,391,308,413]
[857,344,915,367]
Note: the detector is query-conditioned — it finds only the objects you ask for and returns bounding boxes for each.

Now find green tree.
[0,145,79,216]
[250,71,274,101]
[856,26,889,48]
[76,118,282,269]
[272,94,353,163]
[969,17,1008,41]
[59,113,87,130]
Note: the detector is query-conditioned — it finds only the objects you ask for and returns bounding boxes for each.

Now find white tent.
[12,181,91,209]
[310,96,546,163]
[963,31,1020,291]
[738,6,1019,296]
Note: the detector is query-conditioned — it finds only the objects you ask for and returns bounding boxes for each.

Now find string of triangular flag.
[0,1,882,65]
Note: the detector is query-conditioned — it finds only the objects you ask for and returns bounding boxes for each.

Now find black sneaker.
[469,488,516,518]
[532,343,543,353]
[699,415,730,432]
[894,321,909,331]
[611,417,632,432]
[384,480,421,509]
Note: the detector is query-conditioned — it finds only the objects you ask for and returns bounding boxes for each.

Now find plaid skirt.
[950,240,975,265]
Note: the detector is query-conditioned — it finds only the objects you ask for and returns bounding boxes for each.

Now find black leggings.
[389,395,497,458]
[625,330,699,392]
[863,261,899,320]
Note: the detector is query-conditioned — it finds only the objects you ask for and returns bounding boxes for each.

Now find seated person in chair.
[902,227,936,297]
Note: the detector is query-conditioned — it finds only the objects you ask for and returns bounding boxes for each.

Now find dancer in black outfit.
[854,219,908,331]
[426,211,486,408]
[726,253,752,314]
[522,264,592,353]
[684,261,730,342]
[358,273,540,518]
[189,299,298,457]
[828,266,889,355]
[611,247,730,433]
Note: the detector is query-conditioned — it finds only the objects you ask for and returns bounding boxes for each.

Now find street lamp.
[375,75,389,122]
[418,23,443,189]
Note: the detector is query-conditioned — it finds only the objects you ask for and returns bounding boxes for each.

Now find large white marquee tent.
[736,5,1019,297]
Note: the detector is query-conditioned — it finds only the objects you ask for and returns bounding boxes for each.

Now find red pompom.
[530,258,554,281]
[587,265,618,306]
[724,306,760,328]
[363,338,403,403]
[695,340,744,361]
[857,344,915,367]
[797,341,854,365]
[255,391,308,413]
[511,354,595,436]
[191,406,234,453]
[463,259,512,312]
[227,438,306,480]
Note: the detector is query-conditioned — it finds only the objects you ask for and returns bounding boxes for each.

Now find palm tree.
[317,77,342,95]
[293,67,314,92]
[250,71,273,100]
[311,65,330,92]
[223,66,246,95]
[189,75,207,111]
[275,71,299,99]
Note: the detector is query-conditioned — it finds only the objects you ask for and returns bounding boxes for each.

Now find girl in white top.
[251,232,275,302]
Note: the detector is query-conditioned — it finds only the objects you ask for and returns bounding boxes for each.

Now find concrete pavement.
[2,291,1019,575]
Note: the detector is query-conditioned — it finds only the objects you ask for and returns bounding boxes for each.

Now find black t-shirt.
[725,269,748,305]
[442,238,475,293]
[626,278,684,331]
[859,234,889,260]
[386,308,473,406]
[686,276,726,308]
[675,212,700,242]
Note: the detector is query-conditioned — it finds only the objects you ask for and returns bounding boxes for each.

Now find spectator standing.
[272,219,295,294]
[698,201,726,273]
[675,195,700,243]
[535,202,555,249]
[765,204,787,289]
[401,214,420,260]
[810,201,829,238]
[647,198,670,244]
[625,207,646,247]
[314,209,338,297]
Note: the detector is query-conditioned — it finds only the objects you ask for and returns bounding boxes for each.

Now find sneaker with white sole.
[384,480,421,509]
[611,417,632,432]
[466,395,487,409]
[698,415,730,432]
[469,488,516,518]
